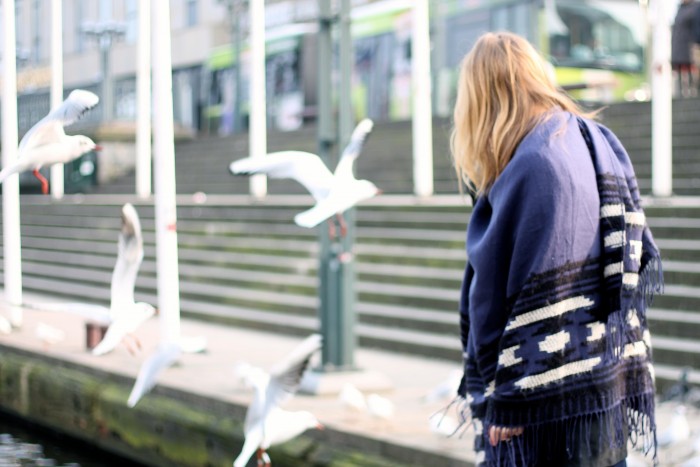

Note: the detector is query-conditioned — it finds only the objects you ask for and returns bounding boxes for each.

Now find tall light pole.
[412,0,433,197]
[249,0,267,197]
[649,0,673,197]
[82,21,126,123]
[50,0,64,199]
[136,0,152,198]
[227,0,245,134]
[316,0,357,371]
[2,0,23,327]
[152,1,182,344]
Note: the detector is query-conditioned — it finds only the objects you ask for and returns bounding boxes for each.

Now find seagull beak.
[315,422,325,430]
[376,188,384,196]
[93,145,103,152]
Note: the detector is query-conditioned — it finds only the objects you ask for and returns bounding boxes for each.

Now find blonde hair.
[451,32,593,196]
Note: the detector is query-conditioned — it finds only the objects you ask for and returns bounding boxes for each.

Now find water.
[0,413,139,467]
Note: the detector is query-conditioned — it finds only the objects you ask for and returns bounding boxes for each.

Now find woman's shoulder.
[490,111,589,200]
[508,111,579,171]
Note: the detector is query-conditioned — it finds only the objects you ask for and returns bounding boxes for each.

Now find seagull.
[338,383,367,413]
[127,341,182,408]
[658,405,691,447]
[0,89,101,194]
[424,369,463,404]
[25,203,155,356]
[229,119,379,237]
[366,393,394,421]
[428,413,460,437]
[233,334,323,467]
[126,334,210,408]
[35,322,65,350]
[0,315,11,335]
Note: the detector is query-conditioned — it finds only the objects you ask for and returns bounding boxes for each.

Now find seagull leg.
[124,334,142,355]
[327,220,337,241]
[336,213,348,238]
[256,448,270,467]
[33,169,49,195]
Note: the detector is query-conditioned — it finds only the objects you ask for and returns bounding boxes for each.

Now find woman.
[671,0,699,97]
[450,32,661,467]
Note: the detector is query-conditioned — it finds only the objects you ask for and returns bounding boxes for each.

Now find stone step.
[649,335,700,369]
[2,197,699,365]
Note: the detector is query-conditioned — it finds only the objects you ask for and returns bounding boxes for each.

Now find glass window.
[32,0,41,63]
[186,0,197,27]
[547,0,644,72]
[75,0,84,53]
[125,0,137,43]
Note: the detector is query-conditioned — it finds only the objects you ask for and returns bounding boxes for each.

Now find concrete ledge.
[0,302,474,467]
[0,346,467,467]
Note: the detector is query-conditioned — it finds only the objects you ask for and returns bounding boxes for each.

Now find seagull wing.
[127,342,182,408]
[265,333,322,409]
[294,180,378,228]
[93,303,155,356]
[91,321,130,356]
[233,424,264,467]
[230,151,334,201]
[110,203,144,311]
[19,89,99,152]
[333,119,374,180]
[24,301,112,326]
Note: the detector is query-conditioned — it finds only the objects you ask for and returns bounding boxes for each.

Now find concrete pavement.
[0,292,694,466]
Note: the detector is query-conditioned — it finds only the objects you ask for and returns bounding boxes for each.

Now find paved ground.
[0,292,696,466]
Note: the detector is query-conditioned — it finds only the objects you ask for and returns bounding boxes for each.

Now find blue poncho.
[454,111,661,466]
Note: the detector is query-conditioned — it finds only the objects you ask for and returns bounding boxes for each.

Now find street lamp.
[81,20,126,122]
[225,0,247,134]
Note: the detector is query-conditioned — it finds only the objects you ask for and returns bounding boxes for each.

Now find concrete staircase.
[1,195,698,391]
[87,98,700,197]
[598,97,700,196]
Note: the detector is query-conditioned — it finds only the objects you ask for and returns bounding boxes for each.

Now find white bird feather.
[0,90,100,192]
[24,204,155,356]
[658,405,691,447]
[127,341,182,408]
[366,393,394,420]
[230,119,378,228]
[233,334,322,467]
[338,383,367,413]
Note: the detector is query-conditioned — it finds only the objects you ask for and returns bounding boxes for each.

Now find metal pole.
[50,0,64,199]
[2,0,23,326]
[152,2,181,344]
[249,0,267,197]
[336,0,357,368]
[412,0,433,197]
[232,0,242,133]
[136,0,152,198]
[317,0,338,369]
[650,0,672,197]
[101,44,113,122]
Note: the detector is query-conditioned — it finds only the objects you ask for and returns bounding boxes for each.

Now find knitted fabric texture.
[452,111,661,466]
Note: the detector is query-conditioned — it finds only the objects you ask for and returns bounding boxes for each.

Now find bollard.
[85,323,108,350]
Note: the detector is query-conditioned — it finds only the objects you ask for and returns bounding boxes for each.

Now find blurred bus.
[202,0,648,131]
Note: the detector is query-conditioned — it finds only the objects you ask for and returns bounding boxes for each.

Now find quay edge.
[0,345,471,467]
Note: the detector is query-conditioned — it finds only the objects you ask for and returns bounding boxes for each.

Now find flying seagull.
[229,119,379,237]
[233,334,323,467]
[126,335,209,408]
[0,89,101,194]
[26,203,155,355]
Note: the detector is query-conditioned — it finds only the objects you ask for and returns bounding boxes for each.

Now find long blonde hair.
[451,32,592,196]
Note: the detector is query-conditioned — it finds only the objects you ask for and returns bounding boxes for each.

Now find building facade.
[2,0,650,137]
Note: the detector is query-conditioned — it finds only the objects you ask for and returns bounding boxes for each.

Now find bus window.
[548,0,644,72]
